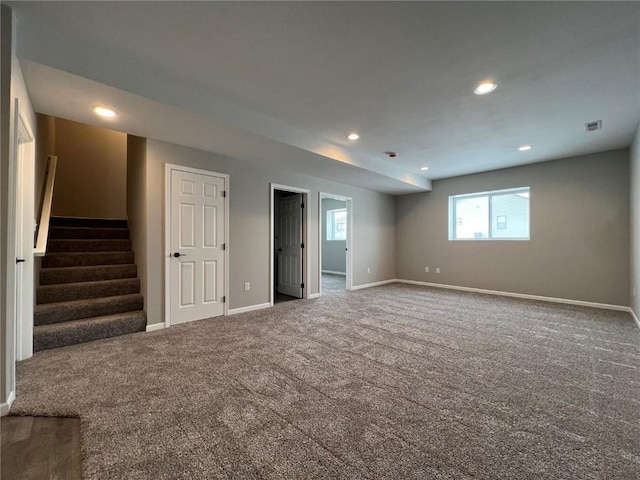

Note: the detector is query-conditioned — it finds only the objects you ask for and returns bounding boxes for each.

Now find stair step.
[37,278,141,304]
[49,226,130,240]
[40,264,137,285]
[47,239,132,253]
[42,251,134,268]
[34,311,147,352]
[35,294,144,326]
[50,217,128,229]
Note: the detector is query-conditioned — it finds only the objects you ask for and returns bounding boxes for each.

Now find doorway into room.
[319,192,353,296]
[271,185,309,305]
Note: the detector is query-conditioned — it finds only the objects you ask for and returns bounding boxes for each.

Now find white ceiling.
[7,1,640,194]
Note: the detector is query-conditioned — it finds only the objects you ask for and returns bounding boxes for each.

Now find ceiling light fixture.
[518,145,533,151]
[93,105,117,118]
[420,167,429,171]
[347,132,360,140]
[473,81,497,95]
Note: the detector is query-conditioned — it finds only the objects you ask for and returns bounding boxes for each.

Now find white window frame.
[326,208,347,241]
[449,186,530,241]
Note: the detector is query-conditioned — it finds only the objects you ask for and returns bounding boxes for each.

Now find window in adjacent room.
[449,187,530,240]
[326,208,347,240]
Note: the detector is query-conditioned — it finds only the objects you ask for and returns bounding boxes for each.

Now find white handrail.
[34,155,57,257]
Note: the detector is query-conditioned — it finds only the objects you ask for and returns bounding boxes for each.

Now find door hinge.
[222,190,227,198]
[222,243,226,250]
[222,296,226,303]
[301,283,304,289]
[301,242,304,248]
[301,202,304,209]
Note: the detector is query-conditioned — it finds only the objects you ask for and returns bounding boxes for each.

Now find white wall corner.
[350,279,398,291]
[228,302,271,315]
[630,308,640,331]
[1,390,15,416]
[146,323,166,332]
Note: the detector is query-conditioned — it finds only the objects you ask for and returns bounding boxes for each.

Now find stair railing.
[34,155,58,257]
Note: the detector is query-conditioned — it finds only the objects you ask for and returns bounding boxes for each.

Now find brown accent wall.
[51,118,127,219]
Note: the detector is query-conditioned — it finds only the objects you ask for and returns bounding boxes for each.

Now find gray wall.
[396,149,630,306]
[2,5,37,411]
[126,135,147,316]
[1,4,13,411]
[631,125,640,318]
[321,198,346,274]
[52,118,127,219]
[142,139,396,325]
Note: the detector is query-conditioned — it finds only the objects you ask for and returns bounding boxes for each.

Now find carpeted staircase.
[34,217,147,351]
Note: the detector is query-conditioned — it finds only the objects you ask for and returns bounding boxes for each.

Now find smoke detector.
[584,120,602,132]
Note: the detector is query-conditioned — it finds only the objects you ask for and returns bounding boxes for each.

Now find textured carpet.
[11,282,640,479]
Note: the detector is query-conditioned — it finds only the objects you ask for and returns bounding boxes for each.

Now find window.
[449,187,530,240]
[326,208,347,240]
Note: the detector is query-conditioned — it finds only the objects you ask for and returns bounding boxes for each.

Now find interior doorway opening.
[270,184,309,305]
[319,192,353,296]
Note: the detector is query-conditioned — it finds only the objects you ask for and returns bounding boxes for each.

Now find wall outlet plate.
[244,282,250,291]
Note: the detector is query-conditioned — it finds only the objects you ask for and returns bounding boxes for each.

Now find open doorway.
[319,192,353,296]
[270,184,309,305]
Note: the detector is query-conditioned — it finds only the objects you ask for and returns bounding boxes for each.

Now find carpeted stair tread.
[50,217,128,229]
[49,226,130,240]
[40,264,137,285]
[33,311,147,352]
[47,239,132,253]
[35,294,144,326]
[37,278,141,304]
[42,251,134,268]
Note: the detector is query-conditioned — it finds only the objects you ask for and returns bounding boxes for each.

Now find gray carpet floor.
[10,281,640,479]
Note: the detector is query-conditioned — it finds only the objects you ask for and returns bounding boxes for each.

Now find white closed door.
[278,194,303,298]
[170,169,225,324]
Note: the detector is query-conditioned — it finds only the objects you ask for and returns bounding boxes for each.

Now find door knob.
[173,252,187,258]
[16,258,25,263]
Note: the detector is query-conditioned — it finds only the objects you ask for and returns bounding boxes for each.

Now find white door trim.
[16,110,35,361]
[164,163,229,327]
[318,192,353,297]
[270,183,310,306]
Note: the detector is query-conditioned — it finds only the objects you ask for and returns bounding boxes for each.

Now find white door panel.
[170,170,225,324]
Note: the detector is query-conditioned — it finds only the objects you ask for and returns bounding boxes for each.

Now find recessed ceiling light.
[420,167,429,171]
[473,81,497,95]
[93,105,117,118]
[518,145,533,151]
[347,132,360,140]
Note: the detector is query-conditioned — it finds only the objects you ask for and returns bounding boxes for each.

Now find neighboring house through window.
[449,187,530,240]
[327,208,347,240]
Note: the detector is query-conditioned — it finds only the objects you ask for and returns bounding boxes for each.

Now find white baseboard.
[309,293,320,299]
[396,279,630,312]
[322,270,346,276]
[629,308,640,331]
[228,302,271,315]
[350,279,397,291]
[1,391,15,416]
[146,323,166,332]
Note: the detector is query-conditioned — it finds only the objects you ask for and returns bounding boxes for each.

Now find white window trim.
[449,186,530,241]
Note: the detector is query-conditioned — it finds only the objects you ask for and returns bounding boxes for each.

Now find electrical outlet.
[367,267,371,274]
[435,268,440,274]
[244,282,250,291]
[424,267,429,273]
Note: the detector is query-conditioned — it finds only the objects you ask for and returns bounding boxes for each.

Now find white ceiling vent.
[584,120,602,132]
